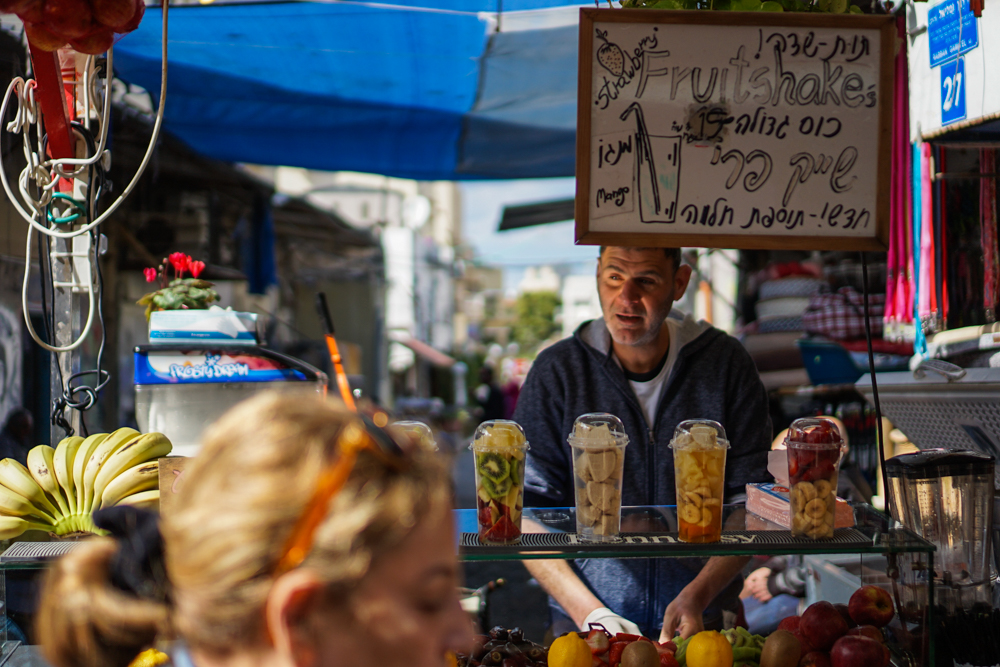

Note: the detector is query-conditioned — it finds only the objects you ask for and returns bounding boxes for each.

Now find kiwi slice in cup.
[482,475,513,500]
[477,451,511,482]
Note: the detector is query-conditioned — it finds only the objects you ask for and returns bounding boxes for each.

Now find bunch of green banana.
[0,428,171,539]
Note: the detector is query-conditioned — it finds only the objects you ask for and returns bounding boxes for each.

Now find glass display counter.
[0,504,936,666]
[456,503,936,666]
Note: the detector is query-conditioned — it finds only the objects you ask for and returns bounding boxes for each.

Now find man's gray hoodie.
[513,314,772,635]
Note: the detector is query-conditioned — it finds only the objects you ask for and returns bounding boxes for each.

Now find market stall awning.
[389,332,457,368]
[112,1,581,180]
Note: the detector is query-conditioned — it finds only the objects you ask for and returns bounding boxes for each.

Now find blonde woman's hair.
[37,393,450,667]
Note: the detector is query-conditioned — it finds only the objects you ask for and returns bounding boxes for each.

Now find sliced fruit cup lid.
[567,412,628,449]
[391,420,437,451]
[785,417,845,451]
[470,419,529,451]
[668,418,730,449]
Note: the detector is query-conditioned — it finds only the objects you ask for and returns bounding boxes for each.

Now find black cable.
[860,252,889,513]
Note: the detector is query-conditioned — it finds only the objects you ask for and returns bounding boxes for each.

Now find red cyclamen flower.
[168,252,190,277]
[189,260,206,278]
[144,267,158,283]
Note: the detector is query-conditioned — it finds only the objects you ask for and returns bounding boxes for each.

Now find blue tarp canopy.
[113,1,582,180]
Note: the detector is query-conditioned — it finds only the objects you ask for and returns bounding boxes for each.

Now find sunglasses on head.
[273,411,415,576]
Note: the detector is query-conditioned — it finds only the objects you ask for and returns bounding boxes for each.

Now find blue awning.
[112,1,582,180]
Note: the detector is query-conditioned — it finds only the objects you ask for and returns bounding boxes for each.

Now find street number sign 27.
[940,56,967,126]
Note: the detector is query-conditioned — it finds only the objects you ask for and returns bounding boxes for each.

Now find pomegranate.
[42,0,93,39]
[114,0,143,34]
[14,0,44,25]
[71,27,114,54]
[91,0,134,30]
[24,21,67,51]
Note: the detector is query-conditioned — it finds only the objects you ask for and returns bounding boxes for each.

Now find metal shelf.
[456,503,934,561]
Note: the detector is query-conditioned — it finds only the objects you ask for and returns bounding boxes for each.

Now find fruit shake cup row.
[472,420,529,544]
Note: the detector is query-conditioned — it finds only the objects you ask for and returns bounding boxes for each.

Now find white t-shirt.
[619,318,681,429]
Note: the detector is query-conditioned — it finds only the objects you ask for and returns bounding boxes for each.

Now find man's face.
[597,247,691,347]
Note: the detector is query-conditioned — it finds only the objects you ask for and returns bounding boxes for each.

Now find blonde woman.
[36,393,473,667]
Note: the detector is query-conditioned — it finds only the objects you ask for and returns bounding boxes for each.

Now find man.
[474,366,506,422]
[512,246,771,641]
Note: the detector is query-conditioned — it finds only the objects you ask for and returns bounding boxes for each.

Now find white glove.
[582,607,642,636]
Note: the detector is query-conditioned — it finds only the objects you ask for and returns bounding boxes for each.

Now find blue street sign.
[928,0,979,68]
[941,57,967,126]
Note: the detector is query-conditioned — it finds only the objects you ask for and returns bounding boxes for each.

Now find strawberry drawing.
[596,29,625,78]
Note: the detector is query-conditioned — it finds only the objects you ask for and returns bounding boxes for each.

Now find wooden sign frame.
[575,9,895,251]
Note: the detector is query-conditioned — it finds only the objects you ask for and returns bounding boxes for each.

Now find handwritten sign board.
[575,10,894,251]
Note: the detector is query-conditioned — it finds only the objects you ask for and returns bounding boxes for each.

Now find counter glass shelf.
[456,503,934,560]
[0,505,936,666]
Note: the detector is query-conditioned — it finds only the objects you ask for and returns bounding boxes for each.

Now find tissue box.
[746,482,855,529]
[149,309,259,345]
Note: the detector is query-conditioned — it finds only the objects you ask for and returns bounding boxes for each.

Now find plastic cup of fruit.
[568,413,629,542]
[392,420,437,451]
[471,420,529,545]
[669,419,730,543]
[785,417,845,540]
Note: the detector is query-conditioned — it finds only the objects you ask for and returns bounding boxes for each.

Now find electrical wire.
[860,252,889,511]
[5,1,168,355]
[1,4,170,432]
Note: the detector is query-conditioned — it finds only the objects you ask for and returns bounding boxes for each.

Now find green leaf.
[761,1,784,10]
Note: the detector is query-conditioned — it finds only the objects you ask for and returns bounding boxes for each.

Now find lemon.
[684,630,733,667]
[548,633,592,667]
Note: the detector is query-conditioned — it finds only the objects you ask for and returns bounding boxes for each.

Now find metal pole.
[49,234,82,442]
[47,52,89,442]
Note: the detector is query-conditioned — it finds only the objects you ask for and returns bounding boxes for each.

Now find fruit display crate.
[456,503,937,666]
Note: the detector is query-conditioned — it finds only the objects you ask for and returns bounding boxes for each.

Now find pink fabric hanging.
[983,148,999,319]
[939,149,948,323]
[919,143,935,324]
[885,16,912,340]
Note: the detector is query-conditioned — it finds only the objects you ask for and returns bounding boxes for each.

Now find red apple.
[793,630,816,656]
[833,603,856,629]
[114,0,143,34]
[70,27,113,54]
[23,21,67,51]
[778,615,801,633]
[830,635,889,667]
[42,0,92,38]
[799,652,832,667]
[848,585,895,628]
[800,601,849,651]
[846,625,883,643]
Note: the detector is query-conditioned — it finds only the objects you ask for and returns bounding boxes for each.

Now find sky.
[459,178,601,291]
